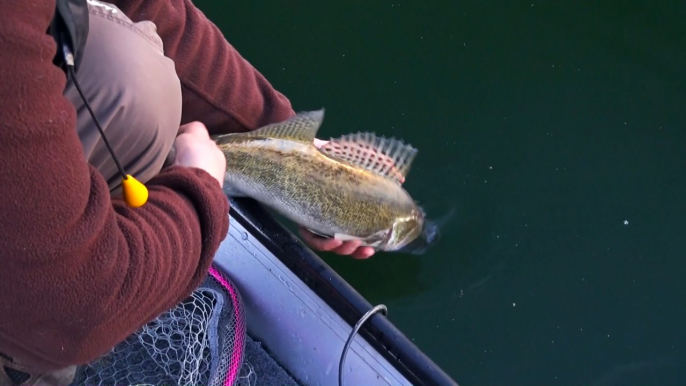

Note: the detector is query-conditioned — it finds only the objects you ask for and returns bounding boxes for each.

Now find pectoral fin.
[306,228,333,239]
[305,229,389,248]
[334,230,388,248]
[332,233,364,241]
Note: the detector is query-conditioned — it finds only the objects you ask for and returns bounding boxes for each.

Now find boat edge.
[226,197,459,386]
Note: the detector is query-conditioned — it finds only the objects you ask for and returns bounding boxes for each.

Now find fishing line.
[339,304,388,386]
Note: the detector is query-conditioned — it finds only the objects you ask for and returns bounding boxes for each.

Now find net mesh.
[70,265,248,386]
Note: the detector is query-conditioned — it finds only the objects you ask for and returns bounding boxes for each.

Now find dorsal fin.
[239,109,324,143]
[319,132,418,184]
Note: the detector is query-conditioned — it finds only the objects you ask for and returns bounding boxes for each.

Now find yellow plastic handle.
[122,175,148,208]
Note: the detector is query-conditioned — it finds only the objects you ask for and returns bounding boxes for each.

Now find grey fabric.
[63,0,182,194]
[239,335,301,386]
[0,354,76,386]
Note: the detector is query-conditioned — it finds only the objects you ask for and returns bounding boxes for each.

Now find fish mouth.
[396,219,441,255]
[395,206,455,255]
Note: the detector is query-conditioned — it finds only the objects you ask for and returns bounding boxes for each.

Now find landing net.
[70,265,249,386]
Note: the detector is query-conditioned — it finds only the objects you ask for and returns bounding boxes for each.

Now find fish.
[212,109,439,254]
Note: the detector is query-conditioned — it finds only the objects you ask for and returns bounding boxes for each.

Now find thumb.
[178,121,210,138]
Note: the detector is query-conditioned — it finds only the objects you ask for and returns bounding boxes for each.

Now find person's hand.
[295,138,376,259]
[298,227,376,259]
[172,122,226,187]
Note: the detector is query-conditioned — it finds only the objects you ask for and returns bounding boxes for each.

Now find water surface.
[195,1,686,384]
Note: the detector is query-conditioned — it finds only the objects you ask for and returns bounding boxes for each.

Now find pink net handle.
[208,265,246,386]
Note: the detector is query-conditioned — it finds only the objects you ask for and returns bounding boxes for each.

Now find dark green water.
[194,1,686,384]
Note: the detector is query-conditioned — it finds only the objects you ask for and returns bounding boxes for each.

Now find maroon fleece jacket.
[0,0,294,372]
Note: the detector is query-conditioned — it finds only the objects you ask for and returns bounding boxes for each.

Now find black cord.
[66,64,128,180]
[339,304,388,386]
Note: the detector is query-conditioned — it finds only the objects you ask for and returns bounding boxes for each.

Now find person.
[0,0,374,384]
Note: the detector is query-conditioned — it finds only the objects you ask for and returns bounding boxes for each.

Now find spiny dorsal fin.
[319,132,418,184]
[240,109,324,143]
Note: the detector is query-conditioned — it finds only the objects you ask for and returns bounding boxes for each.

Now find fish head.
[386,205,451,255]
[383,208,435,253]
[395,218,440,255]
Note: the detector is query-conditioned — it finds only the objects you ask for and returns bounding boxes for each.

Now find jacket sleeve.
[111,0,296,135]
[0,0,229,371]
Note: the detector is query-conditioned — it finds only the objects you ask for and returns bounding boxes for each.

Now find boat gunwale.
[227,196,458,386]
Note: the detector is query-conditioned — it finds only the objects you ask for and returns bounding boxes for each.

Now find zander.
[213,109,439,254]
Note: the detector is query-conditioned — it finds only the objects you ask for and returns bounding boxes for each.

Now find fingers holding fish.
[298,227,375,259]
[331,240,376,259]
[351,247,375,260]
[177,121,210,138]
[330,239,362,256]
[298,227,343,251]
[173,121,226,187]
